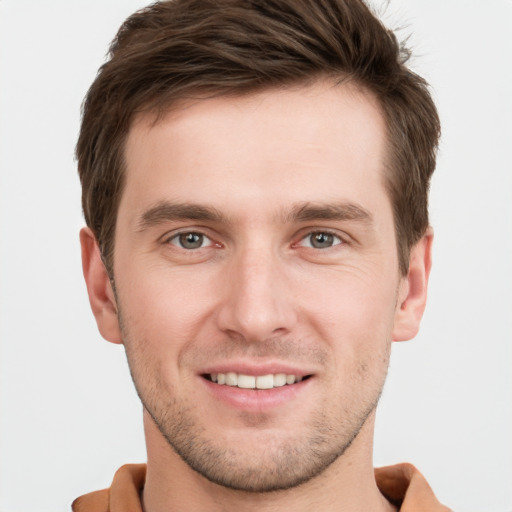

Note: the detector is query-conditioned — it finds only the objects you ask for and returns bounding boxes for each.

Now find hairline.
[105,77,411,277]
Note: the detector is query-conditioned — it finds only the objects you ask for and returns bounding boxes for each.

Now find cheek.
[298,264,399,346]
[311,273,396,386]
[121,261,216,322]
[116,264,221,373]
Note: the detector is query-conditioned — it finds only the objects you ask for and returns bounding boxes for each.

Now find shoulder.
[375,463,452,512]
[72,489,109,512]
[72,464,146,512]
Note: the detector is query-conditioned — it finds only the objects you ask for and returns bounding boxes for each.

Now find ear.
[80,227,122,344]
[392,227,433,342]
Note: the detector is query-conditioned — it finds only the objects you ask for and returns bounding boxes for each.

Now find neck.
[141,410,396,512]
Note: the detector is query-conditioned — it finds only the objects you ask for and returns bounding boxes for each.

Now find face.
[84,81,428,492]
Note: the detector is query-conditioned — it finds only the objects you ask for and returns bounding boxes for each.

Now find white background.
[0,1,511,511]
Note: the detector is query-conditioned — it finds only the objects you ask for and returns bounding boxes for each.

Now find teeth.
[274,373,287,387]
[211,372,305,389]
[238,374,256,389]
[226,372,238,386]
[286,374,296,385]
[255,374,273,389]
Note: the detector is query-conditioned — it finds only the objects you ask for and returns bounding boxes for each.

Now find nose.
[215,246,297,343]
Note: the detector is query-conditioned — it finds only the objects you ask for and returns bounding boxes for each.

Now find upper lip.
[198,361,315,377]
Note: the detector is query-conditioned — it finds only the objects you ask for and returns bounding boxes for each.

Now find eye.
[300,231,343,249]
[168,232,212,250]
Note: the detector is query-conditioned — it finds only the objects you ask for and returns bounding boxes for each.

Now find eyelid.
[170,232,211,249]
[302,231,342,248]
[162,228,220,249]
[293,228,348,248]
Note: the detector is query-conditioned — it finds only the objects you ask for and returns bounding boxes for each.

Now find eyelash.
[164,229,345,251]
[166,231,216,250]
[296,231,344,249]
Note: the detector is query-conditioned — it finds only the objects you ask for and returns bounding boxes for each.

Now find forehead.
[120,80,389,222]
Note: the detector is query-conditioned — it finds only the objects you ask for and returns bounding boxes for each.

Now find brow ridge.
[286,201,373,224]
[137,200,373,232]
[137,201,227,231]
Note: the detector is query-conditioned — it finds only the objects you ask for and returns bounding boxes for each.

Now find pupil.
[180,233,203,249]
[312,232,332,248]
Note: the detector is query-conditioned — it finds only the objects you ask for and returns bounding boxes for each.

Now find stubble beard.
[118,313,390,493]
[141,386,382,493]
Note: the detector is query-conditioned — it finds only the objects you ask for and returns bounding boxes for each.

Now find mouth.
[200,367,314,412]
[202,372,312,390]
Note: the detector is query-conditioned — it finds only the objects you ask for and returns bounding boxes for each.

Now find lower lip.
[201,377,312,412]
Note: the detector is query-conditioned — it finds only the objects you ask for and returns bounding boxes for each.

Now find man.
[73,0,449,510]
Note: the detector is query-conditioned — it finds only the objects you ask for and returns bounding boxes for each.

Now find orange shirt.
[73,463,451,511]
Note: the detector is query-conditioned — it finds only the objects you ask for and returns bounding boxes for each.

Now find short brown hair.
[77,0,440,275]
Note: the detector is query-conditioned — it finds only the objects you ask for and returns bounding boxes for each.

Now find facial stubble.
[117,306,391,493]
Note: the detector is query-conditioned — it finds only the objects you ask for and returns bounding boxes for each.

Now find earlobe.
[392,228,433,342]
[80,227,123,344]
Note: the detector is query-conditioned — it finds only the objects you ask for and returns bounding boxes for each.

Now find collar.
[73,462,451,511]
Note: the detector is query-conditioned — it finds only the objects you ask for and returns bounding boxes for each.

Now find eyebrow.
[137,202,228,232]
[136,200,373,232]
[285,201,373,225]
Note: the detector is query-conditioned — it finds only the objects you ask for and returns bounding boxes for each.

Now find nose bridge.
[217,239,295,341]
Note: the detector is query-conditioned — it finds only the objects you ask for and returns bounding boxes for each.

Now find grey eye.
[170,232,209,249]
[301,232,342,249]
[311,232,334,248]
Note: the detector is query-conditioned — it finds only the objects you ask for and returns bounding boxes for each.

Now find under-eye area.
[202,373,313,389]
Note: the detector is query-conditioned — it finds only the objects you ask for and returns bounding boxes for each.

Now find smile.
[206,373,308,389]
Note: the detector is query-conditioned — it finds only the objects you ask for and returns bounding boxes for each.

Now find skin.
[81,80,432,512]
